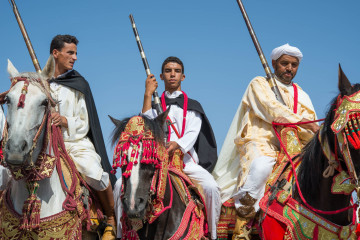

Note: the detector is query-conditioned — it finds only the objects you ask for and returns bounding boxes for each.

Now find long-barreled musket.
[236,0,285,105]
[9,0,41,73]
[129,14,163,115]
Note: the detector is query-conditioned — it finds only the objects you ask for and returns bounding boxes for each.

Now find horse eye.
[41,99,48,106]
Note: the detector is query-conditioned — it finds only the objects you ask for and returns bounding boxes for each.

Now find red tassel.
[351,131,360,149]
[345,126,359,149]
[20,182,41,230]
[313,225,319,240]
[17,94,25,108]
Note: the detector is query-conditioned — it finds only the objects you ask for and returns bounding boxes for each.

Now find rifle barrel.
[10,0,41,73]
[129,14,163,114]
[236,0,285,105]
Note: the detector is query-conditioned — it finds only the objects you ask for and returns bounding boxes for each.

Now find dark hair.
[161,56,184,74]
[50,35,79,54]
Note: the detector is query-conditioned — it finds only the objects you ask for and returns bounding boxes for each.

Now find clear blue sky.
[1,1,360,171]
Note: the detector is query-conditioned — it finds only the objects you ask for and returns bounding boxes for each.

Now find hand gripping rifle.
[9,0,41,73]
[129,14,163,115]
[235,0,285,105]
[129,14,182,144]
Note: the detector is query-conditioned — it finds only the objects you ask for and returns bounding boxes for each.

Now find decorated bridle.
[0,76,96,231]
[111,116,168,177]
[112,116,172,227]
[0,76,56,180]
[330,90,360,186]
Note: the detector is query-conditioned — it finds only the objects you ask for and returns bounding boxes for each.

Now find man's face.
[272,54,299,84]
[52,43,77,73]
[160,62,185,92]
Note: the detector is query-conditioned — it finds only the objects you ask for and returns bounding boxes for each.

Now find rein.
[0,76,96,231]
[1,77,53,170]
[272,119,358,215]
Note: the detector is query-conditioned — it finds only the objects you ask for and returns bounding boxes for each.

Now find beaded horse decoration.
[111,115,207,239]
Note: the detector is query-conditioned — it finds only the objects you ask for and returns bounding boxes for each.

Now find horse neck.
[10,165,66,218]
[296,136,352,225]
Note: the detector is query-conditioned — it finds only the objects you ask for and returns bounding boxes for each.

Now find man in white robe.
[212,44,319,239]
[49,34,116,240]
[141,56,221,240]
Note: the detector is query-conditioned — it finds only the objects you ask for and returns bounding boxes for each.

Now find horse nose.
[21,141,27,151]
[123,197,147,218]
[136,198,145,207]
[6,138,28,153]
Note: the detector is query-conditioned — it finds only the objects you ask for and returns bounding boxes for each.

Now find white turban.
[270,43,303,62]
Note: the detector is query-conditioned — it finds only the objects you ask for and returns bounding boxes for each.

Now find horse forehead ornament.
[329,90,360,189]
[112,116,167,178]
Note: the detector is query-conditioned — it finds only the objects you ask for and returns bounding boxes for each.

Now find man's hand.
[51,112,68,128]
[145,74,158,97]
[273,117,290,131]
[300,118,320,133]
[166,141,180,155]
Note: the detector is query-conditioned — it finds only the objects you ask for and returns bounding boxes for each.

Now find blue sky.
[1,1,360,169]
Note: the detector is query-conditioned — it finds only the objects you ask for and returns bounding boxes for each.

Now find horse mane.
[296,83,360,199]
[111,115,165,146]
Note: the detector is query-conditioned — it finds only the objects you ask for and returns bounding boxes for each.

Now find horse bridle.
[1,76,55,169]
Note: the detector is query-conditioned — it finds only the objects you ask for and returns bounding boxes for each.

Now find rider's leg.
[96,181,116,239]
[183,162,221,240]
[232,155,275,239]
[64,141,116,239]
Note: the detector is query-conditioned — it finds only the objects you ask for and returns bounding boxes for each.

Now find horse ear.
[108,115,122,126]
[7,59,19,79]
[155,108,170,127]
[338,64,352,95]
[41,55,55,80]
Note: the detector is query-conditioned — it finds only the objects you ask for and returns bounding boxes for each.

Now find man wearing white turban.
[212,44,319,239]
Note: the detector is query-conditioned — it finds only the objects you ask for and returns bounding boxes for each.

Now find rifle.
[235,0,285,105]
[9,0,41,73]
[129,14,163,115]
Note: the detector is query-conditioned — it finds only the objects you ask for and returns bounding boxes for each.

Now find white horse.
[1,57,98,239]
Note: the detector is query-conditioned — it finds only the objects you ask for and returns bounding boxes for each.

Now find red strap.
[292,83,298,114]
[272,119,357,215]
[161,91,188,141]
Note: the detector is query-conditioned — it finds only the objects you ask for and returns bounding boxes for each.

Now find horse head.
[110,109,169,219]
[3,56,55,167]
[328,65,360,181]
[296,65,360,224]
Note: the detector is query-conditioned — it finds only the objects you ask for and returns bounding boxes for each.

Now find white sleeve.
[176,110,202,153]
[64,91,89,141]
[141,109,158,120]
